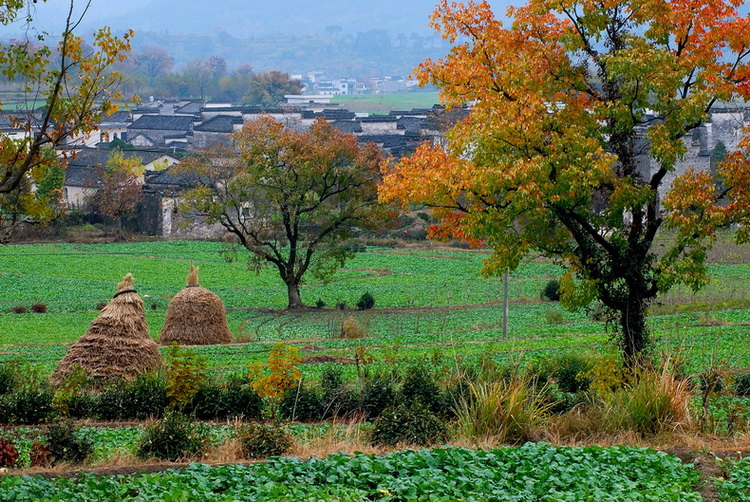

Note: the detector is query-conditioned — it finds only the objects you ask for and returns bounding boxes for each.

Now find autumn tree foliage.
[87,151,145,239]
[242,71,304,107]
[0,0,132,236]
[178,116,390,309]
[380,0,750,361]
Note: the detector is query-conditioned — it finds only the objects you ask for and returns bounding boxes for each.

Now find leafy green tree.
[178,116,391,309]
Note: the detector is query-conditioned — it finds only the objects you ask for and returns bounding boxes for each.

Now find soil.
[665,447,750,502]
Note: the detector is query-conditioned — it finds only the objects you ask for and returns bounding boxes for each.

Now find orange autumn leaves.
[379,0,750,260]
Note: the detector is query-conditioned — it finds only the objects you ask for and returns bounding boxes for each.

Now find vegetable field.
[0,444,702,501]
[1,241,750,377]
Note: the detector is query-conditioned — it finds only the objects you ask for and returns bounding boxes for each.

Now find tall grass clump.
[454,373,552,444]
[598,362,691,436]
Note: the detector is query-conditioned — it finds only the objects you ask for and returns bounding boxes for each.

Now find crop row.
[0,443,701,501]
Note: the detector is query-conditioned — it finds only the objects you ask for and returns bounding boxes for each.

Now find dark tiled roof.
[358,134,409,148]
[397,117,425,133]
[331,120,362,134]
[194,115,243,133]
[64,166,102,187]
[129,115,195,131]
[320,109,356,120]
[144,165,206,191]
[361,115,398,123]
[133,106,160,114]
[102,110,132,123]
[175,101,205,114]
[66,148,174,169]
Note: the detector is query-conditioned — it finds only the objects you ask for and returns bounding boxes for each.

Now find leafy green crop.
[717,456,750,501]
[0,443,701,501]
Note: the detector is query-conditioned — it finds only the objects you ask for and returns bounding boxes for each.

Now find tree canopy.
[242,71,303,107]
[178,116,390,309]
[380,0,750,361]
[0,0,132,237]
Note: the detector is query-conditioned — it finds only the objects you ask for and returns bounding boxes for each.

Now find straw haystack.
[159,265,232,345]
[50,274,162,385]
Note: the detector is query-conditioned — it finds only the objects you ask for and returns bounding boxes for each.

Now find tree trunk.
[618,289,650,366]
[286,281,304,309]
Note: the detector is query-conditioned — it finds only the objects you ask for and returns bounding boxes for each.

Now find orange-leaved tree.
[380,0,750,362]
[178,116,391,309]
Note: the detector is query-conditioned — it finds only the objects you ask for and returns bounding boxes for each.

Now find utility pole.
[502,270,509,340]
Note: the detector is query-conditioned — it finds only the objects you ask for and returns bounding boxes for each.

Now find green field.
[332,91,441,114]
[1,241,749,378]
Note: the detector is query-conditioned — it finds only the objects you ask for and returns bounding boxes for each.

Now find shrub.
[0,438,19,468]
[315,299,326,309]
[454,375,552,443]
[64,393,98,420]
[336,300,347,310]
[541,352,593,394]
[0,363,18,395]
[544,309,564,325]
[540,280,561,301]
[190,375,263,420]
[93,382,128,420]
[136,412,210,461]
[320,365,357,419]
[30,303,47,313]
[52,365,89,418]
[280,381,323,422]
[370,403,449,447]
[165,344,208,410]
[29,440,51,468]
[734,371,750,397]
[0,390,55,424]
[361,374,396,419]
[94,374,167,420]
[11,305,27,314]
[238,423,293,459]
[399,364,445,415]
[339,316,367,339]
[248,343,302,420]
[46,421,93,465]
[356,292,375,310]
[124,373,168,419]
[698,368,726,395]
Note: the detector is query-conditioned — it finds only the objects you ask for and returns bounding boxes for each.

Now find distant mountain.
[31,0,495,38]
[9,0,508,77]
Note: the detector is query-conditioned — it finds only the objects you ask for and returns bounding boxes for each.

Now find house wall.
[63,186,95,209]
[359,119,400,135]
[159,197,227,239]
[193,131,235,150]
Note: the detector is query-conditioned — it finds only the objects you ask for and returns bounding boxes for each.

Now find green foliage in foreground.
[717,456,750,501]
[0,443,701,501]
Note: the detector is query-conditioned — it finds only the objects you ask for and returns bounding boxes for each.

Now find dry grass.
[337,316,369,340]
[160,266,232,346]
[51,274,162,385]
